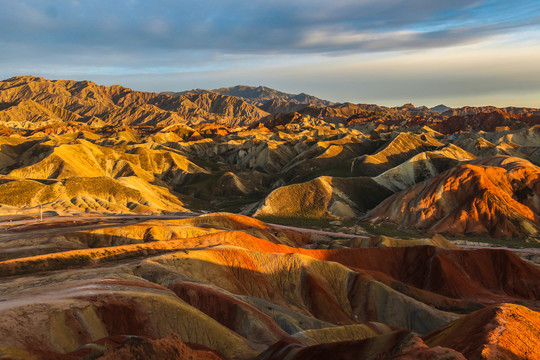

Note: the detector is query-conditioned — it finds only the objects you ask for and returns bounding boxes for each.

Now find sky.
[0,0,539,107]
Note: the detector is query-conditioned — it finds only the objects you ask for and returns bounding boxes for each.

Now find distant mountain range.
[430,104,452,113]
[167,85,459,113]
[2,76,539,134]
[163,85,334,107]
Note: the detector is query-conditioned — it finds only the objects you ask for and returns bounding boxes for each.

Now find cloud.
[1,0,539,54]
[0,0,539,107]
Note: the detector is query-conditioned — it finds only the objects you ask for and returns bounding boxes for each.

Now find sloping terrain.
[0,76,269,128]
[424,303,540,359]
[164,85,333,108]
[254,176,393,219]
[366,156,540,240]
[0,76,540,359]
[0,214,538,359]
[253,141,475,219]
[257,329,466,360]
[351,132,444,177]
[0,177,186,214]
[0,76,539,238]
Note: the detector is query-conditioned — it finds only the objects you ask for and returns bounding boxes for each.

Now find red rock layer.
[98,334,227,360]
[366,156,540,238]
[188,232,540,305]
[257,330,465,360]
[169,281,288,345]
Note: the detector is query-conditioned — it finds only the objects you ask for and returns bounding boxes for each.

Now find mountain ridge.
[163,84,334,107]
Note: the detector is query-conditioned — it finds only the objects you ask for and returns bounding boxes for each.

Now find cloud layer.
[0,0,539,106]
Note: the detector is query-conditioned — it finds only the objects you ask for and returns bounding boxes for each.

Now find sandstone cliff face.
[424,303,540,360]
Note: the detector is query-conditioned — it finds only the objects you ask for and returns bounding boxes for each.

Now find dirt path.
[459,245,540,254]
[267,222,364,239]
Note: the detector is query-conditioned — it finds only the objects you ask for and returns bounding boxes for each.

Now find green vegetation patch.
[360,221,426,239]
[445,234,540,249]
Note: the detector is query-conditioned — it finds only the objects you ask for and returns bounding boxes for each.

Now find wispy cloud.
[1,0,539,53]
[0,0,539,106]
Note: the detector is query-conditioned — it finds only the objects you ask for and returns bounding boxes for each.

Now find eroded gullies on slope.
[0,214,538,359]
[0,77,540,359]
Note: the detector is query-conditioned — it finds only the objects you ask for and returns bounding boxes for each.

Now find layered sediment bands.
[1,76,540,359]
[373,144,476,192]
[0,213,309,261]
[169,281,289,345]
[0,176,187,214]
[0,278,259,359]
[351,234,459,249]
[6,138,207,184]
[351,133,443,177]
[0,214,539,359]
[0,76,269,128]
[366,156,540,239]
[97,334,228,360]
[253,137,477,221]
[0,76,538,241]
[254,176,393,219]
[424,304,540,360]
[256,329,466,360]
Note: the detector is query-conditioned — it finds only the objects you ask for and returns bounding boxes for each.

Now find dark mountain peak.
[162,85,333,107]
[430,104,452,113]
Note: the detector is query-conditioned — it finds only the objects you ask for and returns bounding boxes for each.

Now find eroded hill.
[0,214,538,359]
[0,76,540,359]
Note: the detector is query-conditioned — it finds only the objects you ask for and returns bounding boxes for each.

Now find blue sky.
[1,0,539,107]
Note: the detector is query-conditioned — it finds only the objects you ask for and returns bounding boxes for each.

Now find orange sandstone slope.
[366,156,540,239]
[97,334,228,360]
[0,214,540,359]
[424,303,540,360]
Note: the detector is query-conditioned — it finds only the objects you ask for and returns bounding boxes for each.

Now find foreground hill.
[424,303,540,359]
[0,213,538,359]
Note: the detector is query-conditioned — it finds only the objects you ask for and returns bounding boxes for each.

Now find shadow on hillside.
[3,230,540,346]
[350,143,440,177]
[0,141,54,174]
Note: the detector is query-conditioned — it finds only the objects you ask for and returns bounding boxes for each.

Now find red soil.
[257,330,465,360]
[98,333,227,360]
[196,232,540,305]
[169,281,288,344]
